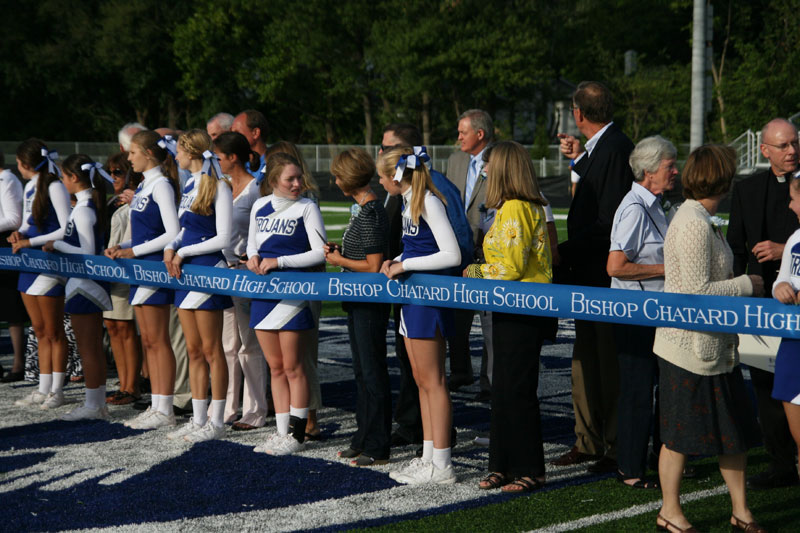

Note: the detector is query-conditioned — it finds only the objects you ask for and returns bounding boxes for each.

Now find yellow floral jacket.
[466,199,552,283]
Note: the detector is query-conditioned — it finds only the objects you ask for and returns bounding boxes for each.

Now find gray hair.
[629,135,677,181]
[207,112,234,131]
[459,109,494,142]
[118,122,146,151]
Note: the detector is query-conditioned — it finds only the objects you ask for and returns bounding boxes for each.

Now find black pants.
[448,308,476,381]
[615,324,660,478]
[347,302,392,459]
[391,303,423,442]
[488,312,545,478]
[749,366,797,474]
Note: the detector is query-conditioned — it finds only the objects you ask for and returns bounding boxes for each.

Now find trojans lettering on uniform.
[64,220,74,237]
[256,216,298,236]
[130,194,150,212]
[402,216,419,237]
[791,252,800,277]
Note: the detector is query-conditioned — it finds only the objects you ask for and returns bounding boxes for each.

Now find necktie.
[464,158,478,213]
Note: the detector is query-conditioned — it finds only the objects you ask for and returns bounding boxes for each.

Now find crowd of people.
[1,82,799,532]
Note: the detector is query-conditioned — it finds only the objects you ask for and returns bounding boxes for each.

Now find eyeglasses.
[763,140,800,152]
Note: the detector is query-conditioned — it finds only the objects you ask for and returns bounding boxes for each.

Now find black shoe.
[473,390,491,402]
[0,370,24,383]
[587,456,618,474]
[747,468,800,490]
[173,405,192,417]
[132,399,150,411]
[415,427,458,457]
[390,432,418,447]
[448,375,474,392]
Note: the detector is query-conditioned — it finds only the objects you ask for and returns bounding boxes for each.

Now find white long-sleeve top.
[53,189,97,255]
[119,167,180,257]
[165,173,233,258]
[0,169,23,233]
[773,227,800,295]
[18,173,71,247]
[395,188,460,272]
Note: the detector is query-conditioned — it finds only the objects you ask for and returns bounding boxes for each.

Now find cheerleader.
[163,130,233,442]
[11,139,71,410]
[376,147,460,485]
[0,153,26,384]
[106,130,180,430]
[247,153,326,456]
[771,175,800,476]
[44,155,113,420]
[214,131,268,430]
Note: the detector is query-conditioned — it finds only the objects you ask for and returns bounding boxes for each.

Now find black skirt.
[658,357,760,456]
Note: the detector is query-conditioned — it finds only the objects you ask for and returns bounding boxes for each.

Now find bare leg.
[179,309,208,400]
[105,318,127,391]
[407,335,451,449]
[784,402,800,477]
[8,323,25,373]
[258,330,290,413]
[70,313,106,389]
[719,453,757,526]
[278,330,308,408]
[39,295,67,374]
[118,320,142,395]
[195,309,227,401]
[135,305,175,396]
[657,444,692,530]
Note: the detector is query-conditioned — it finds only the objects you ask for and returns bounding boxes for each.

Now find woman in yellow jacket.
[465,141,553,493]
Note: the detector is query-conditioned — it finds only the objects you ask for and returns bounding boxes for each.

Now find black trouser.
[347,302,392,459]
[488,312,545,478]
[448,308,475,381]
[749,366,797,474]
[391,303,423,443]
[615,324,660,478]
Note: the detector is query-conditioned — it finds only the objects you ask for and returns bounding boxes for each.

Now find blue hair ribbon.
[157,135,178,158]
[81,162,114,188]
[35,148,61,177]
[393,146,430,182]
[201,150,224,180]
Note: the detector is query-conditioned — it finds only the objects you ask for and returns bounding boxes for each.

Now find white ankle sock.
[210,399,225,428]
[276,412,290,435]
[422,440,434,462]
[192,398,208,426]
[86,386,105,410]
[289,405,308,419]
[432,447,452,470]
[159,395,174,416]
[52,372,66,392]
[151,394,162,410]
[39,374,53,395]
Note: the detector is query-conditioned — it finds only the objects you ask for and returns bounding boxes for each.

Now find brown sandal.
[478,472,508,490]
[656,513,698,533]
[731,515,767,533]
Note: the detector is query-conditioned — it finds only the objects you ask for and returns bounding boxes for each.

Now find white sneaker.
[389,458,430,482]
[429,464,456,485]
[125,407,155,428]
[15,391,48,407]
[135,410,176,429]
[167,418,203,440]
[60,404,110,421]
[40,391,65,410]
[184,421,225,443]
[264,434,304,456]
[254,433,281,454]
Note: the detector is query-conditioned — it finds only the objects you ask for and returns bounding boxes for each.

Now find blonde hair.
[330,148,375,193]
[266,141,319,196]
[178,129,231,215]
[377,147,445,224]
[262,153,306,197]
[484,141,547,209]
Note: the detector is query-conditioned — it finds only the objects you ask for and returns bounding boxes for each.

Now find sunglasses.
[109,169,126,177]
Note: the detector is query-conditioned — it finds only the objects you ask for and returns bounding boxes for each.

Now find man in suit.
[381,123,472,448]
[447,109,495,400]
[727,117,800,489]
[554,81,634,473]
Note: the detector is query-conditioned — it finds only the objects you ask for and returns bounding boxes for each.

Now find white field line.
[527,485,729,533]
[320,206,350,212]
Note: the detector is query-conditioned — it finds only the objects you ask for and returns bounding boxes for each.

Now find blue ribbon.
[2,248,800,339]
[157,135,178,158]
[393,146,430,182]
[81,162,114,188]
[34,148,61,177]
[255,163,267,185]
[201,150,225,180]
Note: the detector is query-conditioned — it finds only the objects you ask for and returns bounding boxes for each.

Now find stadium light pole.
[690,0,707,151]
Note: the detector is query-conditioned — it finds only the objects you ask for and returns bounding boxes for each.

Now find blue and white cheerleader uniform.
[123,167,180,306]
[167,171,233,310]
[772,228,800,405]
[17,174,71,296]
[54,189,111,314]
[397,189,460,339]
[246,195,325,330]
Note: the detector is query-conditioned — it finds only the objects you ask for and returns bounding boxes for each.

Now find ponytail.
[376,147,445,225]
[62,154,110,238]
[16,138,60,231]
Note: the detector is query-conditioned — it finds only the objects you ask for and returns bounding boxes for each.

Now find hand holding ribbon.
[201,150,224,180]
[393,146,430,182]
[81,162,114,187]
